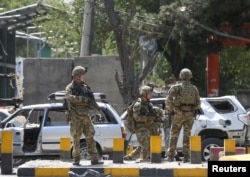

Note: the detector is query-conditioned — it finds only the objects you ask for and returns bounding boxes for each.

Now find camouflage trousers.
[133,127,150,160]
[70,114,98,162]
[128,123,161,159]
[167,110,194,157]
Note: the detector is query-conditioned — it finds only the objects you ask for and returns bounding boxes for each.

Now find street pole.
[80,0,95,56]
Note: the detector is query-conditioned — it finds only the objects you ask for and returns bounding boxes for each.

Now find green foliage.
[4,0,250,97]
[220,47,250,92]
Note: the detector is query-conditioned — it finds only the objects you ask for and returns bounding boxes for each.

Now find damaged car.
[122,95,250,161]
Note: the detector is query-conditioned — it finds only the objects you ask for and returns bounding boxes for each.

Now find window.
[208,100,235,113]
[47,109,68,126]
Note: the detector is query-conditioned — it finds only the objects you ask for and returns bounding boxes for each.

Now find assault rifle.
[75,83,100,111]
[193,109,199,120]
[147,106,163,123]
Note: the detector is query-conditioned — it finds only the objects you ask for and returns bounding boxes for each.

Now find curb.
[17,167,207,177]
[219,154,250,161]
[16,160,208,177]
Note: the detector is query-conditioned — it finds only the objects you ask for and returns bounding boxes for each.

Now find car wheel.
[79,141,102,160]
[201,137,224,161]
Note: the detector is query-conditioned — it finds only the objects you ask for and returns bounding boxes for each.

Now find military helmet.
[140,85,153,95]
[72,66,87,77]
[179,68,192,80]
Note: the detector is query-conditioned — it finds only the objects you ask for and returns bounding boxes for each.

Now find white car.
[0,108,11,121]
[122,95,250,161]
[0,92,126,166]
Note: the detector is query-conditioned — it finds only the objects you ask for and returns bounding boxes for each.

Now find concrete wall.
[22,56,125,114]
[75,56,124,113]
[23,58,73,105]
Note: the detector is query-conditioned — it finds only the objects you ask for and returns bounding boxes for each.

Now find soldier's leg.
[70,120,82,164]
[167,113,183,161]
[83,118,103,165]
[182,112,194,162]
[137,129,150,161]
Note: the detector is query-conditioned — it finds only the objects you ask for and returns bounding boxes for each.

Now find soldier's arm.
[65,84,87,102]
[153,106,164,122]
[194,87,201,110]
[165,86,176,112]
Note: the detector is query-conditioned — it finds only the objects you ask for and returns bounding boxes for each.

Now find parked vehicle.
[0,107,11,121]
[0,92,126,166]
[122,96,250,161]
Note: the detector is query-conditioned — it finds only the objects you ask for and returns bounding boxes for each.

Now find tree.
[146,0,250,95]
[104,0,162,104]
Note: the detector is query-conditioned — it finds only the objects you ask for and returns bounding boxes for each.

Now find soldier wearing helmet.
[65,66,103,166]
[124,85,164,162]
[165,68,201,163]
[72,66,87,77]
[179,68,193,80]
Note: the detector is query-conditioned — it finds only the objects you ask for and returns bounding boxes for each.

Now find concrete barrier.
[219,154,250,161]
[113,138,124,163]
[210,147,246,161]
[190,136,201,164]
[60,137,71,161]
[150,136,162,163]
[1,130,13,174]
[224,139,235,156]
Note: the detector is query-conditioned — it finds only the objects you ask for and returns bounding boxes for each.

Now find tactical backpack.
[174,83,197,106]
[126,100,138,133]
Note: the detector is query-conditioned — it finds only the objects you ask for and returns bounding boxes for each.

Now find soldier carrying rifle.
[65,66,103,166]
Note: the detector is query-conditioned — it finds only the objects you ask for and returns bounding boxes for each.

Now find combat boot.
[174,154,181,161]
[91,160,104,165]
[135,157,150,163]
[165,155,174,162]
[123,155,133,161]
[183,156,190,163]
[72,160,80,166]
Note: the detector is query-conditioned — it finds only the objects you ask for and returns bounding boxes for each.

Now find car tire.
[78,141,102,160]
[201,137,224,161]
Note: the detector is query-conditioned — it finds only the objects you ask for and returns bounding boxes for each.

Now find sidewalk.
[17,159,208,177]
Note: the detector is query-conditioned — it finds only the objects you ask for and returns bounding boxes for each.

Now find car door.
[89,105,121,149]
[1,108,42,156]
[41,108,70,151]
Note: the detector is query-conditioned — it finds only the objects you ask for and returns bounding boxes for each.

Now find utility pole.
[80,0,95,56]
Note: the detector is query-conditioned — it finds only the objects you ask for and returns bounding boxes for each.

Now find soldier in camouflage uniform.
[124,105,164,160]
[165,68,200,163]
[163,110,181,161]
[65,66,103,166]
[123,86,163,162]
